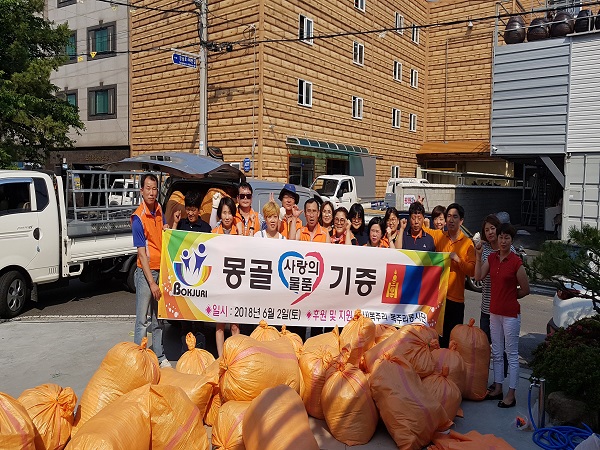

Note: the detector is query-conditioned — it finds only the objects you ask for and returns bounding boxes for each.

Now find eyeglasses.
[334,218,346,224]
[238,194,252,199]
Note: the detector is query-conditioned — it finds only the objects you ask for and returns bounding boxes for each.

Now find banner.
[159,230,450,332]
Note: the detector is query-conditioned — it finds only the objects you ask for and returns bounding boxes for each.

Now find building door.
[326,158,349,175]
[289,156,314,187]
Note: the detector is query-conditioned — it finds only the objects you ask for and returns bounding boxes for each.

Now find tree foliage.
[527,225,600,315]
[0,0,83,168]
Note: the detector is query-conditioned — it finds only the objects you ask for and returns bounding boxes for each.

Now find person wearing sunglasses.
[235,181,264,236]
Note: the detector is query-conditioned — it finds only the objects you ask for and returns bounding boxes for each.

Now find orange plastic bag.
[158,367,214,416]
[431,340,467,394]
[200,188,228,223]
[279,325,303,356]
[302,325,340,352]
[375,323,397,344]
[18,383,77,450]
[66,384,151,450]
[369,355,452,450]
[249,319,281,341]
[149,384,209,450]
[450,318,490,401]
[427,430,516,450]
[176,332,216,375]
[242,385,319,450]
[203,358,222,426]
[362,324,437,378]
[74,338,159,429]
[321,361,378,445]
[298,344,337,419]
[421,366,462,420]
[0,392,36,450]
[219,334,301,402]
[340,309,376,365]
[211,400,250,450]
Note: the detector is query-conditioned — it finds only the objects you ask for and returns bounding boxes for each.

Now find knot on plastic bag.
[57,387,77,419]
[185,332,196,351]
[140,336,148,350]
[468,318,475,327]
[428,339,440,350]
[352,309,363,320]
[258,319,268,328]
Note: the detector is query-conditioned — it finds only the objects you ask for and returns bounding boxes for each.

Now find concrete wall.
[394,184,522,231]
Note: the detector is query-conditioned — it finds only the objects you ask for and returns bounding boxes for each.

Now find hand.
[399,218,407,229]
[291,204,303,219]
[269,192,276,203]
[475,242,483,255]
[173,210,181,224]
[424,217,430,228]
[212,191,222,209]
[417,195,425,204]
[386,226,393,236]
[150,281,161,300]
[449,252,460,263]
[345,219,351,231]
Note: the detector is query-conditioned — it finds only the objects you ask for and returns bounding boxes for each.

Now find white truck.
[108,178,140,206]
[310,175,383,211]
[0,169,154,318]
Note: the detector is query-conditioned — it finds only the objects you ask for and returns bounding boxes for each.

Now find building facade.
[46,0,130,168]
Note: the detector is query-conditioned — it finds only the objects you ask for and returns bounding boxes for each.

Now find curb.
[4,314,135,323]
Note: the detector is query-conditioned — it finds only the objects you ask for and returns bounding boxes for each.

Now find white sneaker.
[159,359,172,368]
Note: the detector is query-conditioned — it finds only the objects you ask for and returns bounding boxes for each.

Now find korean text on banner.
[158,230,450,332]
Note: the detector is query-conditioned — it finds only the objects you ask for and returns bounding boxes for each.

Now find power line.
[96,0,198,16]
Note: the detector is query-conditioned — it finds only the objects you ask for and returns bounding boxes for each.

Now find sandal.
[485,392,503,401]
[498,399,516,408]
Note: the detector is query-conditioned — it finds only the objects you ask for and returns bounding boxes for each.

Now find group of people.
[132,175,530,408]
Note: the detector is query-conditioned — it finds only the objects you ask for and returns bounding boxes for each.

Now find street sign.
[172,53,197,69]
[243,158,251,172]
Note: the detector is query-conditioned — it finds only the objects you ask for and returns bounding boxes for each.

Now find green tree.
[527,224,600,315]
[0,0,83,168]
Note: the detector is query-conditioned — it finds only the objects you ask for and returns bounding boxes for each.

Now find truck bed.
[69,233,136,263]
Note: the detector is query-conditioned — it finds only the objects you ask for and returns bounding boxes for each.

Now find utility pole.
[198,0,208,156]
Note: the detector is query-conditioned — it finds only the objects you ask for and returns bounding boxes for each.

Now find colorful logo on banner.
[278,250,325,304]
[173,243,211,287]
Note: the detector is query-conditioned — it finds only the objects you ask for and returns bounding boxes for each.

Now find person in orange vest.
[293,198,331,243]
[235,181,264,236]
[278,184,303,239]
[132,173,174,368]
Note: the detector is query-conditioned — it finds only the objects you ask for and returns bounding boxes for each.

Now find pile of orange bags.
[450,319,490,401]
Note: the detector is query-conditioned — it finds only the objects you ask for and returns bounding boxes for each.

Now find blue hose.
[528,386,595,450]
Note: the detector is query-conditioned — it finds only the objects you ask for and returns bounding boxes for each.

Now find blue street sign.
[243,157,251,172]
[172,53,197,69]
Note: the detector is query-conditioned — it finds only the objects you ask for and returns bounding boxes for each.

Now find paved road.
[22,278,553,366]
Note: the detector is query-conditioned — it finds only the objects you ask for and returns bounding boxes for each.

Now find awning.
[286,136,370,156]
[418,141,490,155]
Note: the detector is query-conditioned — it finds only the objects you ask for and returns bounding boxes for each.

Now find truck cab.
[310,175,358,210]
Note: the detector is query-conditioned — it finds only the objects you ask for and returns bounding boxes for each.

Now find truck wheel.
[125,263,137,293]
[466,276,483,293]
[0,271,30,319]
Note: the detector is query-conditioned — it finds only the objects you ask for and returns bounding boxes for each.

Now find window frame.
[298,14,314,45]
[354,0,365,12]
[393,60,402,82]
[352,96,363,120]
[353,41,364,66]
[65,30,77,64]
[87,85,117,120]
[297,79,313,107]
[87,22,117,60]
[410,68,419,88]
[412,24,420,44]
[409,113,417,132]
[395,12,404,34]
[392,108,401,128]
[57,0,76,8]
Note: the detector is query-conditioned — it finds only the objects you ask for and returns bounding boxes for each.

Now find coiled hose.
[528,387,595,449]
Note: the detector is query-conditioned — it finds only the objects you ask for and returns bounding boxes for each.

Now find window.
[88,85,117,120]
[412,24,420,44]
[289,156,314,187]
[391,165,400,178]
[393,60,402,82]
[58,0,76,7]
[0,182,32,215]
[66,31,77,63]
[338,180,352,198]
[353,41,364,65]
[87,22,116,59]
[298,79,312,107]
[409,113,417,132]
[352,96,363,119]
[33,178,49,211]
[395,12,404,34]
[354,0,365,12]
[58,90,78,107]
[392,108,401,128]
[410,68,418,88]
[299,15,313,44]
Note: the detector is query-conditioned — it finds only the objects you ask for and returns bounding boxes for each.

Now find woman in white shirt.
[254,201,286,239]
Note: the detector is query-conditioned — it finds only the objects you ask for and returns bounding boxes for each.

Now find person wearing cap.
[278,183,302,239]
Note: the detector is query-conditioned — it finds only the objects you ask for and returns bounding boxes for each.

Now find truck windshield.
[311,178,338,197]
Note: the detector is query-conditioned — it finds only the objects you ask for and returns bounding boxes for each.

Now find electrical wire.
[96,0,198,16]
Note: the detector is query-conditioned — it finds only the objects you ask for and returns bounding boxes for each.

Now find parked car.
[547,281,597,335]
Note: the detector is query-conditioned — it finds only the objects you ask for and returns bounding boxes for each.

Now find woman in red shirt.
[474,223,530,408]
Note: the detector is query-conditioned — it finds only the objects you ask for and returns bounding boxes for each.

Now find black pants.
[439,299,465,348]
